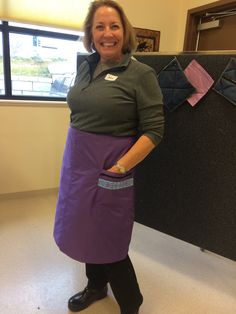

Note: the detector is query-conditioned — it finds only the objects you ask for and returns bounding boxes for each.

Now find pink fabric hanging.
[184,59,214,107]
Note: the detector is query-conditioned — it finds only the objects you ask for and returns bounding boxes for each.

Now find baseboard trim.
[0,188,58,200]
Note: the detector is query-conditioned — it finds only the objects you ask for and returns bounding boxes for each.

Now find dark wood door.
[184,0,236,51]
[198,15,236,50]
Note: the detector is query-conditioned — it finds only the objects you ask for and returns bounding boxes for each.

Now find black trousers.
[86,255,143,313]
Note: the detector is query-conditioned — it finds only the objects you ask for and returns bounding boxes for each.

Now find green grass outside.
[0,57,51,77]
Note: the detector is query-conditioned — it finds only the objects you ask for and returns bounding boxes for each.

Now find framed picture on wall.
[134,27,160,52]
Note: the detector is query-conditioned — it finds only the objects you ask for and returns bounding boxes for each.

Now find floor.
[0,190,236,314]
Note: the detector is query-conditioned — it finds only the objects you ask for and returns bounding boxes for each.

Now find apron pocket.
[95,170,134,221]
[98,170,134,190]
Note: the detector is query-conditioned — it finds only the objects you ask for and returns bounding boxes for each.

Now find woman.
[53,1,164,313]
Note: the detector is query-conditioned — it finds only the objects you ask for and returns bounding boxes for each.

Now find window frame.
[0,21,81,101]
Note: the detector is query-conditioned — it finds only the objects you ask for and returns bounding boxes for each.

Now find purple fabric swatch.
[184,59,214,107]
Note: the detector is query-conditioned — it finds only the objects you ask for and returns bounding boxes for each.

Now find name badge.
[105,74,118,81]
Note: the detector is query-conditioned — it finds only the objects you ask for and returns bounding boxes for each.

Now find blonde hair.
[83,0,137,54]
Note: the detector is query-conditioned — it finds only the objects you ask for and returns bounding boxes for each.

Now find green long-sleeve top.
[67,52,164,145]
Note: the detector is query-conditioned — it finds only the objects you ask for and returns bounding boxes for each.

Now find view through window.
[10,33,81,97]
[1,22,87,99]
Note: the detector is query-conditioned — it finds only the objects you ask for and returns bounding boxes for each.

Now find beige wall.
[118,0,182,52]
[0,101,69,194]
[118,0,215,51]
[0,0,215,195]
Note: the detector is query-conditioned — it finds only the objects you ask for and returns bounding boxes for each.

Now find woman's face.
[92,6,124,63]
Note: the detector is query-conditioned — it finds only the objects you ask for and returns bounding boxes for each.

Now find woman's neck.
[100,55,124,66]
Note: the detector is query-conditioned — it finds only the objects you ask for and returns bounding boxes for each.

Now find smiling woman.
[53,1,164,314]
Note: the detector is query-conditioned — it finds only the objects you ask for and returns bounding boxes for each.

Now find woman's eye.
[111,24,119,30]
[96,25,104,30]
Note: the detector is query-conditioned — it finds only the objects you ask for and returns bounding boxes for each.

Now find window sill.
[0,99,67,107]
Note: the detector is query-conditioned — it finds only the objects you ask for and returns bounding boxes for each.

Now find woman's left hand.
[106,166,120,173]
[107,135,156,174]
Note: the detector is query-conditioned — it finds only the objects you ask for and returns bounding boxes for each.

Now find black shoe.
[68,285,108,312]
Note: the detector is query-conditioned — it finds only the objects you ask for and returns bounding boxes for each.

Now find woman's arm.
[107,134,155,173]
[108,65,164,174]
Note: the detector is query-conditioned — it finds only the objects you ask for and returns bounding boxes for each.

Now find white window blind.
[1,0,91,30]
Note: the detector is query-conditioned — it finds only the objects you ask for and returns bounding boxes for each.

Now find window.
[0,32,5,95]
[0,21,87,100]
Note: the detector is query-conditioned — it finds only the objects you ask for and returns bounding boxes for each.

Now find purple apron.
[53,127,135,264]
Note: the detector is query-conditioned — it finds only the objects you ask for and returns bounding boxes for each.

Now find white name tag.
[105,74,118,81]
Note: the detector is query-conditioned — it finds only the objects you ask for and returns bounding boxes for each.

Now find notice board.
[134,52,236,261]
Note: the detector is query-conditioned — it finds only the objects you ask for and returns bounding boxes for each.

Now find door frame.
[183,0,236,51]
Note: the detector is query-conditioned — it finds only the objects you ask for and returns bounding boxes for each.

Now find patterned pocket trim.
[98,178,134,190]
